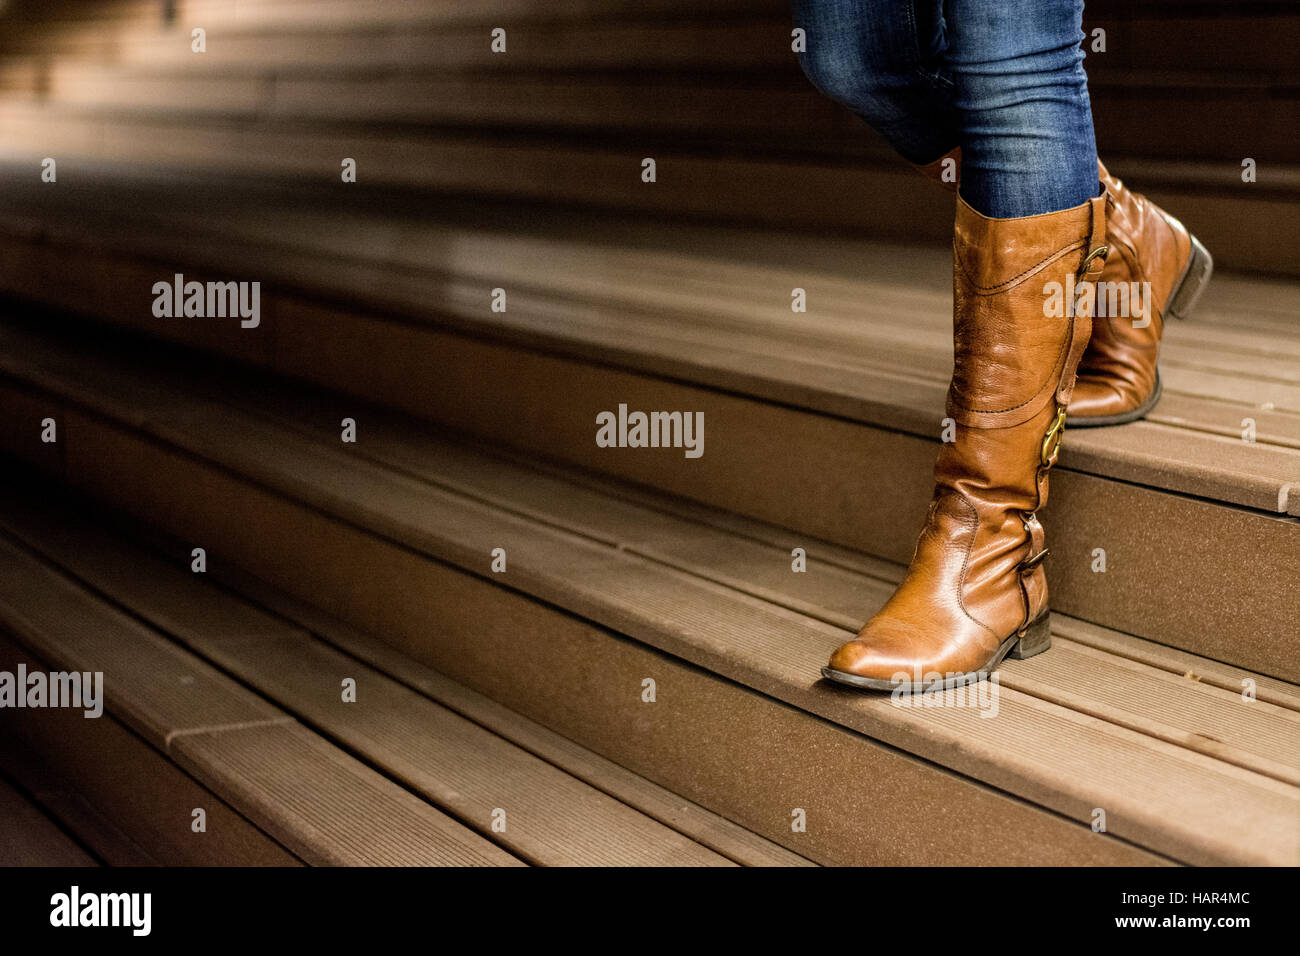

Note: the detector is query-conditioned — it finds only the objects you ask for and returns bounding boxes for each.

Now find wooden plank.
[0,535,292,748]
[1,315,1296,674]
[0,774,98,866]
[1050,617,1300,711]
[201,568,816,867]
[2,105,1296,274]
[190,391,1300,786]
[0,534,523,866]
[1006,642,1300,785]
[1150,394,1300,452]
[148,635,735,866]
[24,390,1297,864]
[0,476,807,866]
[0,181,1295,502]
[0,505,739,866]
[1061,421,1300,514]
[0,635,301,866]
[171,723,525,866]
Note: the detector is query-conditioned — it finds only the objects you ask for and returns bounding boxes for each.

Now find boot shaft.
[936,193,1107,516]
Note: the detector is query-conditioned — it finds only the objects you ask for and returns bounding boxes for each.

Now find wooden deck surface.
[0,328,1295,865]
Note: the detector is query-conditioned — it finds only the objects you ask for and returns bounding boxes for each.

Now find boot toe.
[826,623,936,684]
[826,638,882,677]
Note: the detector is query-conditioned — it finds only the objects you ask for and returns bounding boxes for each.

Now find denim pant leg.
[943,0,1100,218]
[792,0,960,165]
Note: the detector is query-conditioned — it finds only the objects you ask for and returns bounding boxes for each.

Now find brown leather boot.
[1068,161,1213,424]
[823,192,1108,691]
[914,150,1213,425]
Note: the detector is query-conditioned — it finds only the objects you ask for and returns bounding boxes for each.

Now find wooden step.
[1,55,1293,165]
[0,534,529,865]
[2,0,1294,191]
[0,636,301,866]
[0,175,1294,667]
[1,103,1295,275]
[0,336,1294,865]
[0,495,803,867]
[0,769,99,866]
[4,3,1296,76]
[0,488,789,866]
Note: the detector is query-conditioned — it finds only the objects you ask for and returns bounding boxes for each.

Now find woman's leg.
[794,0,1097,214]
[822,1,1110,691]
[943,0,1101,217]
[791,0,959,165]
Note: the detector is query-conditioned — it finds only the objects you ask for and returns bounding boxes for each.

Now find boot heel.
[1166,234,1213,321]
[1009,612,1052,660]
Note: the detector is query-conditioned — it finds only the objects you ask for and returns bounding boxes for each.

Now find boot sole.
[1069,232,1212,429]
[819,611,1052,693]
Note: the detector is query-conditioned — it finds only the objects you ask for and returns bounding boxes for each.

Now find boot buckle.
[1020,547,1050,572]
[1078,244,1109,278]
[1040,404,1068,467]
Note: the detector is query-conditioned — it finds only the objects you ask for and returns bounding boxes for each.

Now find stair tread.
[496,439,1300,707]
[0,772,99,866]
[0,642,300,866]
[170,722,521,866]
[5,6,1297,76]
[197,564,812,867]
[0,483,777,866]
[227,385,1300,781]
[0,169,1296,515]
[0,513,751,867]
[9,62,1296,139]
[0,328,1293,864]
[4,100,1300,193]
[0,537,523,866]
[3,304,1296,672]
[0,535,291,746]
[2,108,1296,281]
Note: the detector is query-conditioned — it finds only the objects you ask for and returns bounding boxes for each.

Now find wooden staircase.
[0,0,1297,866]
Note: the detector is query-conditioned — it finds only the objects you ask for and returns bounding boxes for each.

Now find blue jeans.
[793,0,1100,218]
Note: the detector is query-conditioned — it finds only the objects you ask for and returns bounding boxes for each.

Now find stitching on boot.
[952,492,1001,644]
[949,323,1072,415]
[955,238,1087,294]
